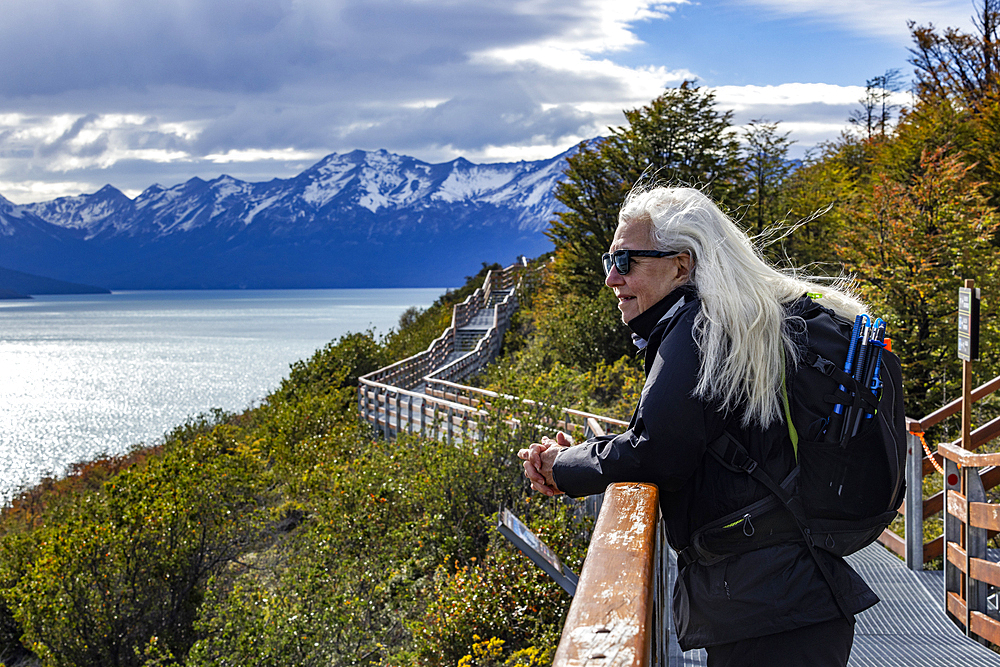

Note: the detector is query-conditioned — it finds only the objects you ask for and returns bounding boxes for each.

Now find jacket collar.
[628,283,697,349]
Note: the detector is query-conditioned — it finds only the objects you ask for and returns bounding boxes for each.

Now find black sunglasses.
[601,249,679,276]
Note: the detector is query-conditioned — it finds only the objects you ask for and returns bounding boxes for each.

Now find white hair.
[618,186,867,429]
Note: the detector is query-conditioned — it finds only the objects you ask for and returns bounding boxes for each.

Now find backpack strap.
[781,359,799,461]
[803,350,879,448]
[701,430,856,622]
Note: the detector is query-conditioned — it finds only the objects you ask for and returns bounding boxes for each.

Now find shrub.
[1,433,271,667]
[410,503,588,666]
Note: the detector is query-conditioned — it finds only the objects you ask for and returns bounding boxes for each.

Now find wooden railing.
[557,375,1000,661]
[357,376,629,444]
[553,482,665,666]
[358,258,630,442]
[898,375,1000,569]
[358,381,487,443]
[359,259,1000,658]
[424,286,518,385]
[423,378,629,438]
[939,442,1000,645]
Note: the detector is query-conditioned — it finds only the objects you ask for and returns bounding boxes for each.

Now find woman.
[518,186,876,667]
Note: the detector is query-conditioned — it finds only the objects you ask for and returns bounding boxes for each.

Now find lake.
[0,288,446,502]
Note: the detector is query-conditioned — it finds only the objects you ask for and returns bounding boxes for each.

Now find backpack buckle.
[727,446,757,474]
[810,354,838,376]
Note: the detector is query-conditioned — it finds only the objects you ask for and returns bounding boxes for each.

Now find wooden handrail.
[939,442,1000,467]
[940,441,1000,645]
[910,375,1000,432]
[901,374,1000,568]
[554,483,659,667]
[424,378,630,430]
[358,378,486,415]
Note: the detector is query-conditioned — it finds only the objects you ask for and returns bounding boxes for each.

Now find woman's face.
[605,218,689,323]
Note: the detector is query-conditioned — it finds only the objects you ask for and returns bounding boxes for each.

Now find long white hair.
[618,186,867,429]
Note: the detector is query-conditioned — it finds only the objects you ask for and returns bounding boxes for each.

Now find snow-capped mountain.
[0,147,573,289]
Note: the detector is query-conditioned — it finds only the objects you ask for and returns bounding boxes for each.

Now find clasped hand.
[516,431,574,496]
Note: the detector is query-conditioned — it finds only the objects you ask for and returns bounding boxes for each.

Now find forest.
[5,3,1000,665]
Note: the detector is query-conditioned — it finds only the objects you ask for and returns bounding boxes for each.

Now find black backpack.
[679,295,906,617]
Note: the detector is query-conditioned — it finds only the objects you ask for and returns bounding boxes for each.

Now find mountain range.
[0,147,573,289]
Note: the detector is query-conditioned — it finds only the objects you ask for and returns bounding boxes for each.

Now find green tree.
[848,69,905,139]
[741,118,794,238]
[547,82,745,297]
[777,143,854,271]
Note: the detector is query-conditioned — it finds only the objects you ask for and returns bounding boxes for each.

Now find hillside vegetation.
[0,263,638,667]
[9,4,1000,663]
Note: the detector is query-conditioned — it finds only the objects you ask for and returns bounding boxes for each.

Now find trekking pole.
[847,320,886,436]
[827,314,866,442]
[839,315,870,444]
[860,320,886,425]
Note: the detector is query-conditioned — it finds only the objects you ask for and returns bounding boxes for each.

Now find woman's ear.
[674,251,693,284]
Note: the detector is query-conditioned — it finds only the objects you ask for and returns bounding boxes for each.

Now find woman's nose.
[605,267,624,287]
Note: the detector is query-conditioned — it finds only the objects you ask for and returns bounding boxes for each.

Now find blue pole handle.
[835,314,866,415]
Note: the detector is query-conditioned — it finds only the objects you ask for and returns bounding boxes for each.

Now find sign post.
[957,279,981,638]
[958,280,980,450]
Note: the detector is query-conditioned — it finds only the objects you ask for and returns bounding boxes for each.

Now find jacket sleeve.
[552,307,717,497]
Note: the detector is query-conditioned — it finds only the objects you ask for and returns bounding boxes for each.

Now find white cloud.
[714,83,917,157]
[733,0,975,40]
[0,180,96,203]
[713,83,867,110]
[204,148,326,163]
[0,0,702,202]
[0,0,944,202]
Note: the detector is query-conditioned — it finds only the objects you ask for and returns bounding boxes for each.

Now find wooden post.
[395,392,402,439]
[967,466,988,639]
[447,406,454,445]
[379,387,388,437]
[407,395,413,437]
[905,429,924,570]
[419,396,426,437]
[943,457,962,626]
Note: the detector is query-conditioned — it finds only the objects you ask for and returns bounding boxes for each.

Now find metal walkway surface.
[664,542,1000,666]
[846,543,1000,666]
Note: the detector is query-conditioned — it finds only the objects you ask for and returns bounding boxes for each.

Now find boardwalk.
[665,542,1000,666]
[847,544,1000,666]
[360,263,1000,666]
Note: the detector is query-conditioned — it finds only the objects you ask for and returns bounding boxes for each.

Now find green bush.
[276,330,389,402]
[410,503,588,666]
[1,433,271,667]
[0,262,623,666]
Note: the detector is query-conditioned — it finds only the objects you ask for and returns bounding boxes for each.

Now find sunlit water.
[0,288,444,502]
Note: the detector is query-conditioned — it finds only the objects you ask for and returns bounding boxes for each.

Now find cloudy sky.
[0,0,979,204]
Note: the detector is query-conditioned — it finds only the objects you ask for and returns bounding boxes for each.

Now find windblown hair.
[618,186,867,429]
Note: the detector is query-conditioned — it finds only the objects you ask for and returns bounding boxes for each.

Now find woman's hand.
[517,432,574,496]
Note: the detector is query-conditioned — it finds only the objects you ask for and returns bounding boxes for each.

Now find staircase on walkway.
[358,260,628,443]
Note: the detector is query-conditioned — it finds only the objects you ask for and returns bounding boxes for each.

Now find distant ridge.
[0,266,110,296]
[0,287,31,300]
[0,147,575,289]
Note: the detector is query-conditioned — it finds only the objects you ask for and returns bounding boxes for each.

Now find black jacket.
[552,287,877,649]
